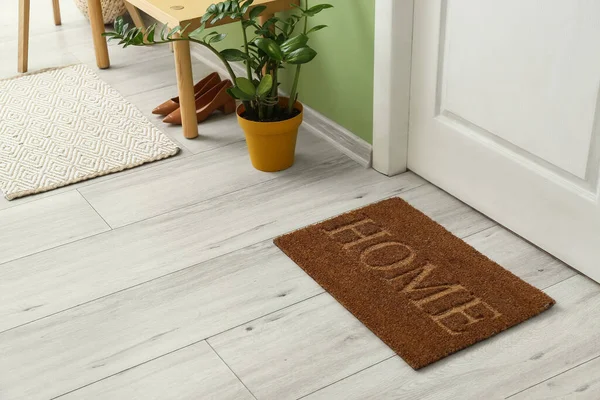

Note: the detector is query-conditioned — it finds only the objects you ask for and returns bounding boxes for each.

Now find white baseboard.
[190,45,373,168]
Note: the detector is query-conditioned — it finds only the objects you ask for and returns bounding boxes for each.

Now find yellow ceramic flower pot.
[237,98,304,172]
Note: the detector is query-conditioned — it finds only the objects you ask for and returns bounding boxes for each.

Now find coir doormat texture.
[274,197,555,369]
[0,64,179,200]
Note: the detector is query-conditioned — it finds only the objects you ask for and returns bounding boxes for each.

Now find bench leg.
[18,0,30,73]
[88,0,110,69]
[124,2,145,32]
[173,37,198,139]
[52,0,61,26]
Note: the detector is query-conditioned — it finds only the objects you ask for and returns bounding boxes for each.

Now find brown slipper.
[162,80,236,125]
[152,72,221,116]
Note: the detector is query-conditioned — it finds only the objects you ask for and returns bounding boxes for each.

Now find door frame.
[372,0,414,176]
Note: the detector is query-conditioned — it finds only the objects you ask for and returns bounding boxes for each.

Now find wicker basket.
[74,0,127,24]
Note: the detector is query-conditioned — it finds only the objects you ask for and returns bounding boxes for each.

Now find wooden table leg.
[18,0,30,73]
[173,37,198,139]
[87,0,110,69]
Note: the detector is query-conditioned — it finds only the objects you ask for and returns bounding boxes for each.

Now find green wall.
[213,0,375,143]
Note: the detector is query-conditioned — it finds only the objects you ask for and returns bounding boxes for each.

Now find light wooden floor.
[1,3,599,400]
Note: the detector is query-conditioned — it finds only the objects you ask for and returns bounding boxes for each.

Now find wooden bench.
[18,0,297,140]
[123,0,299,139]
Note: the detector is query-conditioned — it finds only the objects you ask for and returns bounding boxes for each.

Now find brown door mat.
[274,197,555,369]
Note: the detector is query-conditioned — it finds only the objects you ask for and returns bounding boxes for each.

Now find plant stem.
[241,20,253,80]
[258,103,265,120]
[287,0,309,115]
[288,65,301,114]
[267,64,278,118]
[191,40,237,82]
[304,0,309,34]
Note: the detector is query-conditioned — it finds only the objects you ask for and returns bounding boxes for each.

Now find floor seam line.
[48,293,327,399]
[0,237,276,335]
[504,353,600,399]
[206,341,259,400]
[0,151,302,270]
[296,355,397,400]
[77,189,114,230]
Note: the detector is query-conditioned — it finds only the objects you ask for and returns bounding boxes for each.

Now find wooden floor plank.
[401,183,495,238]
[464,225,576,289]
[78,129,339,228]
[0,157,425,333]
[208,293,395,400]
[58,342,255,400]
[299,275,600,400]
[207,222,576,400]
[509,355,600,399]
[0,190,109,265]
[0,242,314,399]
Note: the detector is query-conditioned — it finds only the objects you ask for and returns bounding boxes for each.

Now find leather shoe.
[152,72,221,116]
[162,80,236,125]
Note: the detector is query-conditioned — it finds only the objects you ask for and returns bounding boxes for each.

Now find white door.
[409,0,600,282]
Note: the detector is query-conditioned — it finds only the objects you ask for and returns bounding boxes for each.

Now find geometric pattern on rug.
[0,64,180,200]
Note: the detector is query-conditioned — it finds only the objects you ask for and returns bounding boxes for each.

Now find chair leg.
[52,0,61,26]
[18,0,30,73]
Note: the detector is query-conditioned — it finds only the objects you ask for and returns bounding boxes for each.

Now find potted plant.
[105,0,333,172]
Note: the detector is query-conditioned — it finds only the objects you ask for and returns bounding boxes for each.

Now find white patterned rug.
[0,64,180,200]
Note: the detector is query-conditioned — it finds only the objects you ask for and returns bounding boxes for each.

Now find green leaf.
[160,25,168,40]
[180,23,191,35]
[307,24,327,34]
[280,34,308,55]
[256,74,273,98]
[235,77,256,97]
[208,33,227,43]
[304,4,333,16]
[285,46,317,64]
[202,30,219,41]
[254,38,284,61]
[188,25,206,40]
[240,0,254,14]
[146,23,157,42]
[168,26,182,38]
[207,4,218,13]
[220,48,249,61]
[114,17,124,33]
[133,29,145,45]
[249,5,267,19]
[201,12,213,24]
[217,2,224,12]
[228,86,254,101]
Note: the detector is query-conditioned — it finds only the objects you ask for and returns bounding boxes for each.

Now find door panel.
[409,0,600,282]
